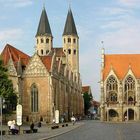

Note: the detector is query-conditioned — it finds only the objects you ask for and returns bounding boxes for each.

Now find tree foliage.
[83,92,92,115]
[0,57,17,113]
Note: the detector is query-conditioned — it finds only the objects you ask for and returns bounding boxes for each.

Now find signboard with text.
[16,104,22,126]
[55,110,59,124]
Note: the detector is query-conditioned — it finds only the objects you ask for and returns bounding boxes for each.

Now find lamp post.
[0,97,2,140]
[0,97,5,140]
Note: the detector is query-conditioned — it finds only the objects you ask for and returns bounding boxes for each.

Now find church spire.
[63,8,78,36]
[35,7,53,56]
[36,7,52,37]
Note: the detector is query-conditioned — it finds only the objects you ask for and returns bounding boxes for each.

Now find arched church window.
[37,39,39,44]
[73,38,76,43]
[110,93,117,102]
[64,38,66,43]
[41,49,43,55]
[74,49,76,55]
[41,38,44,43]
[68,38,71,43]
[106,76,118,92]
[46,38,49,43]
[106,76,118,102]
[124,75,135,102]
[124,76,135,92]
[31,84,39,112]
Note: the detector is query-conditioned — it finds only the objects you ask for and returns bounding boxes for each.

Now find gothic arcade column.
[119,82,123,121]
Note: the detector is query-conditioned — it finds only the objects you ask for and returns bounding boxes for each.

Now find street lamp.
[0,97,5,140]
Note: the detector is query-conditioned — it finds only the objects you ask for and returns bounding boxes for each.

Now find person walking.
[30,122,34,132]
[7,120,12,130]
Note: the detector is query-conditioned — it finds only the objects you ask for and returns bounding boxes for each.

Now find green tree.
[0,57,17,115]
[83,93,92,115]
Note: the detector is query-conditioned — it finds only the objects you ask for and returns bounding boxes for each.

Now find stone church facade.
[100,48,140,122]
[1,7,84,123]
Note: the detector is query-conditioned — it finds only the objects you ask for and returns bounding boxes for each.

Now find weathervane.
[101,41,104,48]
[68,0,71,9]
[43,0,45,8]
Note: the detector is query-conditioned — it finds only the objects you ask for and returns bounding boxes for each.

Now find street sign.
[16,104,22,126]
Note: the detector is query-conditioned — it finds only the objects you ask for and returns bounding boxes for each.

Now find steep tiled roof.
[36,7,52,37]
[91,100,100,107]
[63,8,78,36]
[53,48,65,57]
[103,54,140,80]
[82,86,90,94]
[1,44,30,66]
[41,56,52,71]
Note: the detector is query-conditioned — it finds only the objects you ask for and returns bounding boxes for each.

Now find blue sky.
[1,0,140,101]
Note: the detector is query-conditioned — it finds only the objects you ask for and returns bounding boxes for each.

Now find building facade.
[1,7,84,123]
[100,48,140,122]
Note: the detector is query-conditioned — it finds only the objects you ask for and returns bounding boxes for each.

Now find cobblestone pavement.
[48,120,140,140]
[2,122,84,140]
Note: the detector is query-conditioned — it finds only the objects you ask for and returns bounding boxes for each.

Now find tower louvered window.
[46,38,49,43]
[68,38,71,43]
[31,84,39,112]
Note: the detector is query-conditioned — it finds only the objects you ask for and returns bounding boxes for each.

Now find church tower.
[63,8,79,74]
[35,7,53,56]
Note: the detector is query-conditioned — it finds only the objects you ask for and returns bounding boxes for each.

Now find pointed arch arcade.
[31,83,39,112]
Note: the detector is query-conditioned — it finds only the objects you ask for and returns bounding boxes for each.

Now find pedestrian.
[61,117,64,123]
[52,118,55,124]
[7,120,12,130]
[10,120,19,135]
[125,115,127,121]
[38,121,41,127]
[71,116,76,125]
[30,122,34,132]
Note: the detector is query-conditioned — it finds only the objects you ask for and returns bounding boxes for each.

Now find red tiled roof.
[1,44,30,66]
[82,86,90,94]
[53,48,65,57]
[41,56,52,71]
[103,54,140,80]
[91,100,100,106]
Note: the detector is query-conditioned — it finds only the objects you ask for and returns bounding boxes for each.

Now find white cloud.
[101,21,127,29]
[119,0,140,7]
[0,28,24,53]
[0,28,23,41]
[99,22,140,54]
[0,0,33,8]
[102,7,130,16]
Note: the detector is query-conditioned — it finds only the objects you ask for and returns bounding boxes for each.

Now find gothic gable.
[7,58,17,76]
[24,54,48,77]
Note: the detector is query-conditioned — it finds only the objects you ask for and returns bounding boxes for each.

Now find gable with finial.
[7,57,17,76]
[24,53,48,77]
